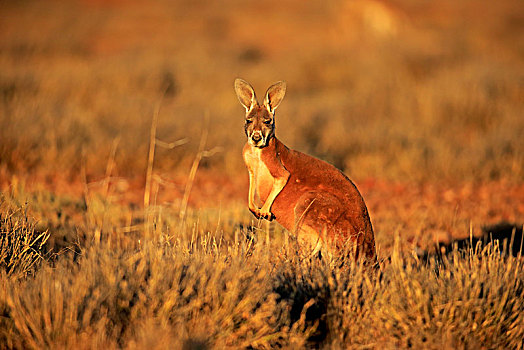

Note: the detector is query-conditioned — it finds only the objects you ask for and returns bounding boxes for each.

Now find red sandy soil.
[3,171,523,240]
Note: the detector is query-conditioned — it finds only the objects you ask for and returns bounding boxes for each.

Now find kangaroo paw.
[249,207,262,219]
[259,210,275,221]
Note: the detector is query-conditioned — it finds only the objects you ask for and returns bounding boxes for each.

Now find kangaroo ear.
[234,78,257,110]
[264,81,286,112]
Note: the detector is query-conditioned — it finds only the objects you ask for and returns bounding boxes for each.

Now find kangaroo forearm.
[248,172,256,209]
[261,175,289,211]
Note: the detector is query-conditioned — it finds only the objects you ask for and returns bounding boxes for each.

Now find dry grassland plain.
[0,0,523,348]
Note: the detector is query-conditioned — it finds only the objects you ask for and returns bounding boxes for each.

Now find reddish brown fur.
[236,79,376,260]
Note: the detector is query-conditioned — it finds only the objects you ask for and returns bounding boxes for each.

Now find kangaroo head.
[234,78,286,148]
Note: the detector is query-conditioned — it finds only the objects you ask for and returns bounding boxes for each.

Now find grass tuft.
[0,206,49,278]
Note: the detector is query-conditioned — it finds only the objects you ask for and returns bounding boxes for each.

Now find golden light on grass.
[0,0,523,348]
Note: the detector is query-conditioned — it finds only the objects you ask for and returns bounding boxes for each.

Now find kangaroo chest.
[245,147,274,202]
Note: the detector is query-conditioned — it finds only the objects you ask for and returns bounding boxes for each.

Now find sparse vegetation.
[0,0,523,183]
[0,199,522,349]
[0,0,523,348]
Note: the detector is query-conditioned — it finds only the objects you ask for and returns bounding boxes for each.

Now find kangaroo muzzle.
[250,131,264,146]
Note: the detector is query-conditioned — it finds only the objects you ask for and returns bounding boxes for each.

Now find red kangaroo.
[234,79,376,260]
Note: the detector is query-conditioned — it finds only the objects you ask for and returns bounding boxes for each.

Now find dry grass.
[0,206,49,279]
[1,0,523,348]
[0,0,522,182]
[0,199,522,349]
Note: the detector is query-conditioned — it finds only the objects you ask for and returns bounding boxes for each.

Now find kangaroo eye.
[245,119,253,124]
[263,120,272,125]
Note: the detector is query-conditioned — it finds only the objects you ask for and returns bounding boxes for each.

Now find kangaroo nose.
[252,134,262,142]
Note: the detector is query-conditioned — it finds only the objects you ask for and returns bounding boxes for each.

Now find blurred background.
[2,3,524,347]
[1,0,523,203]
